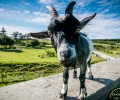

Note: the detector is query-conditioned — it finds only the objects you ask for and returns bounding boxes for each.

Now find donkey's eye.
[48,31,53,38]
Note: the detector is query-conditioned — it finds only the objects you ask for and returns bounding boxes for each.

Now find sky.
[0,0,120,39]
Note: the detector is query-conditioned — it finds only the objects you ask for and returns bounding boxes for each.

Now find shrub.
[45,50,56,57]
[40,42,46,47]
[116,52,120,57]
[20,42,26,46]
[7,37,15,48]
[31,39,39,47]
[26,43,31,47]
[0,34,15,48]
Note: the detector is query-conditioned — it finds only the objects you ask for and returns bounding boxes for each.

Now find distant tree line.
[11,31,31,41]
[0,27,50,49]
[93,39,120,45]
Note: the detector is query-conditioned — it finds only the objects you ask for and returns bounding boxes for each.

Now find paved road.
[0,58,120,100]
[93,50,115,60]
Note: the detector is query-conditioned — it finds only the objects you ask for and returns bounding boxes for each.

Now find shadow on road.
[88,77,113,85]
[65,96,79,100]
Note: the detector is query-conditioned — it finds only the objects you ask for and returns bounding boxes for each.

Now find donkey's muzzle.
[60,50,71,60]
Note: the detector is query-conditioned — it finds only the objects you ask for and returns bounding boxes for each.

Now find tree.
[0,27,14,49]
[31,39,39,47]
[11,31,19,41]
[0,27,6,35]
[0,34,7,48]
[6,37,15,48]
[25,33,31,40]
[19,33,25,40]
[18,32,23,40]
[0,34,14,49]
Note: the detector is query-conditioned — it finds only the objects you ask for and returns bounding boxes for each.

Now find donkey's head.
[30,1,96,66]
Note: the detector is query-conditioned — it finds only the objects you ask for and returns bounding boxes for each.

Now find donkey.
[30,1,96,99]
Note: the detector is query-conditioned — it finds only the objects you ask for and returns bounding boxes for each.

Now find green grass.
[94,43,120,58]
[0,48,104,65]
[97,50,117,58]
[91,54,105,64]
[0,62,62,87]
[0,48,58,64]
[0,48,105,87]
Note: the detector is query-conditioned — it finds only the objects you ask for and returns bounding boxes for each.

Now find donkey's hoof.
[59,93,67,99]
[89,75,94,80]
[79,93,87,100]
[79,88,87,100]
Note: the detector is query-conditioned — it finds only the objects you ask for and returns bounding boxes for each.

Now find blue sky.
[0,0,120,39]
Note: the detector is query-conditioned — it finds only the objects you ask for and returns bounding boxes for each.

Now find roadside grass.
[97,50,119,58]
[97,48,120,58]
[91,54,105,64]
[94,43,120,58]
[0,48,105,87]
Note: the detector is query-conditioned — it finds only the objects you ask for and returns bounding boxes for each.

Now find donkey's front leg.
[73,68,77,78]
[79,64,87,99]
[59,67,69,99]
[88,59,93,80]
[73,63,77,78]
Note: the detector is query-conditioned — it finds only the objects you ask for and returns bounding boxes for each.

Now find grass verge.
[0,48,105,87]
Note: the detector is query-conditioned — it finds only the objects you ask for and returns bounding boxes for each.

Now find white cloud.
[75,13,91,20]
[24,2,31,6]
[76,0,94,7]
[0,24,40,35]
[0,8,5,11]
[24,10,30,14]
[28,12,51,25]
[0,7,21,18]
[97,0,112,7]
[0,7,21,14]
[78,13,120,39]
[38,0,53,4]
[77,2,84,6]
[0,7,50,26]
[9,10,21,14]
[32,11,41,16]
[101,8,110,14]
[28,17,50,24]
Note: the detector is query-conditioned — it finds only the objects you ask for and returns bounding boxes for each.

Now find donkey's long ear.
[79,13,96,29]
[30,31,49,39]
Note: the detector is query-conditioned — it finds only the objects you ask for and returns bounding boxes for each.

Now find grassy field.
[93,39,120,58]
[0,47,105,87]
[94,43,120,57]
[0,48,104,64]
[0,48,58,64]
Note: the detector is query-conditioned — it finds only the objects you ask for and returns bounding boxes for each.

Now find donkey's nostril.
[60,50,71,59]
[66,50,71,58]
[60,51,65,56]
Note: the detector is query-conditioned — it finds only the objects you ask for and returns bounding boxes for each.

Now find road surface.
[0,58,120,100]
